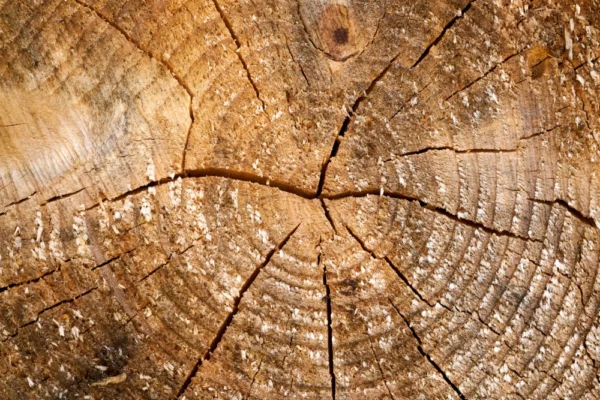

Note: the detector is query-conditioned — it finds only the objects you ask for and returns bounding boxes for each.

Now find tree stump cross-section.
[1,0,600,399]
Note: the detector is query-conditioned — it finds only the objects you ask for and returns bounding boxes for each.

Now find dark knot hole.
[333,27,349,44]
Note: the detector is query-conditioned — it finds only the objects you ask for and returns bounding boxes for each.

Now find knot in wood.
[318,5,357,62]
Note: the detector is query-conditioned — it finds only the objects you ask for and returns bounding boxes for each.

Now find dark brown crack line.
[0,267,59,294]
[211,0,267,113]
[72,0,195,174]
[392,146,519,158]
[0,123,26,128]
[319,247,336,400]
[320,199,338,234]
[389,299,466,400]
[444,51,520,102]
[315,51,401,196]
[137,245,193,283]
[531,55,553,70]
[62,167,600,249]
[91,247,139,271]
[326,190,542,242]
[345,224,432,307]
[138,255,174,284]
[29,286,97,325]
[574,56,600,71]
[530,198,597,229]
[284,34,310,87]
[76,169,563,243]
[245,360,263,400]
[520,124,563,141]
[343,200,502,332]
[366,332,396,400]
[348,219,498,332]
[2,286,98,342]
[411,1,474,70]
[296,0,323,55]
[43,187,87,205]
[181,95,196,173]
[85,167,315,212]
[1,191,36,213]
[63,172,595,245]
[72,0,193,97]
[346,215,533,340]
[174,224,300,399]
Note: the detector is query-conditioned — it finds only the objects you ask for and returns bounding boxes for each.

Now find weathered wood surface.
[1,0,600,399]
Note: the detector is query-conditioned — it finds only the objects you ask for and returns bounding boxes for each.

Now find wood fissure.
[174,224,300,399]
[443,50,521,103]
[2,286,98,343]
[389,146,520,158]
[319,249,337,400]
[72,0,196,173]
[325,190,547,241]
[43,187,87,205]
[211,0,267,114]
[530,198,598,229]
[0,267,60,295]
[388,299,467,400]
[320,199,338,234]
[244,360,263,400]
[366,332,396,400]
[411,0,474,70]
[345,224,432,307]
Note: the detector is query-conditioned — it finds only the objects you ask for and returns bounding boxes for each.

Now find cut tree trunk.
[1,0,600,399]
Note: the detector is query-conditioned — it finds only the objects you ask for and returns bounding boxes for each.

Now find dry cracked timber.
[1,0,600,399]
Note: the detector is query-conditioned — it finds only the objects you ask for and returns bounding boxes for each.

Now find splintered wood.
[0,0,600,399]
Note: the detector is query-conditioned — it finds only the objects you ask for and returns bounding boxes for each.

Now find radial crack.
[366,332,396,400]
[174,224,300,399]
[43,187,87,205]
[181,94,196,173]
[520,124,563,141]
[73,0,193,96]
[345,224,433,307]
[0,123,25,128]
[72,0,195,175]
[320,199,338,234]
[347,224,506,338]
[244,360,263,400]
[2,286,98,342]
[1,191,36,213]
[284,34,310,87]
[325,190,541,243]
[390,146,519,158]
[411,1,474,70]
[296,0,321,55]
[318,247,337,400]
[0,267,60,294]
[85,167,315,213]
[443,51,520,102]
[315,64,392,197]
[211,0,267,113]
[315,47,404,196]
[389,299,466,400]
[530,198,598,229]
[91,247,139,271]
[137,245,193,283]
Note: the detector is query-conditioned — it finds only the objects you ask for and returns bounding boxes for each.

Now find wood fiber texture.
[1,0,600,399]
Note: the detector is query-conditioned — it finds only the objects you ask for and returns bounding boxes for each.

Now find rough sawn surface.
[1,0,600,399]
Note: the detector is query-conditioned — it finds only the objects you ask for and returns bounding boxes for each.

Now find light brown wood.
[1,0,600,399]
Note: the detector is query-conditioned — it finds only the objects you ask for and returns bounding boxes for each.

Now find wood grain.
[1,0,600,399]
